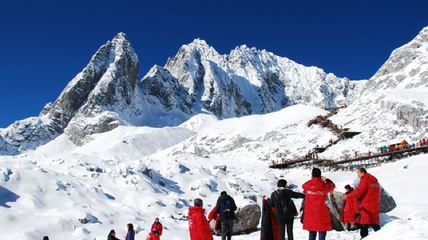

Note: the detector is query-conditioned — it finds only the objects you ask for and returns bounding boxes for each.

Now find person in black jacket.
[270,179,305,240]
[216,191,237,240]
[107,229,120,240]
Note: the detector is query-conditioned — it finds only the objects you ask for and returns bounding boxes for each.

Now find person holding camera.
[148,218,163,240]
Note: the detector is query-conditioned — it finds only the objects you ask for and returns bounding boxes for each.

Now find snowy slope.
[322,26,428,158]
[170,105,335,160]
[1,104,428,240]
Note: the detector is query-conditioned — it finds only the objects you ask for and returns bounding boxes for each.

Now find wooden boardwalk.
[270,145,428,170]
[324,145,428,170]
[270,111,427,170]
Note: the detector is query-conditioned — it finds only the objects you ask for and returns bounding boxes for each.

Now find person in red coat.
[345,168,381,238]
[302,168,335,240]
[188,198,214,240]
[341,185,359,230]
[147,218,163,240]
[207,207,221,234]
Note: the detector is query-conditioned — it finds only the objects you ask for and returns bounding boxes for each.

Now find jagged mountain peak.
[45,33,139,124]
[188,38,210,47]
[112,32,127,40]
[110,32,139,64]
[176,38,222,61]
[230,44,261,55]
[0,32,143,152]
[365,26,428,92]
[144,64,172,79]
[63,33,142,144]
[372,26,428,78]
[163,37,354,118]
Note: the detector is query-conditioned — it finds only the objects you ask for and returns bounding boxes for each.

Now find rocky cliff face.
[164,39,353,117]
[0,33,143,150]
[63,33,143,144]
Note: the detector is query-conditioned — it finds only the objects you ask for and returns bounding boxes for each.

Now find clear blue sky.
[0,0,427,127]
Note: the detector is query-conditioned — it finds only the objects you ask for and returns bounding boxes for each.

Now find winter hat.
[277,179,287,188]
[312,168,321,178]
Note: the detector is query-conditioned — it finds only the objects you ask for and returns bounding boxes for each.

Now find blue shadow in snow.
[0,186,19,208]
[380,213,400,226]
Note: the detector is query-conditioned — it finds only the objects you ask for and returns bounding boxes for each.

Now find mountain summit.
[0,32,141,150]
[4,27,428,155]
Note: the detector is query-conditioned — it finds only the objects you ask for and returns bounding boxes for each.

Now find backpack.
[273,190,297,222]
[218,197,236,219]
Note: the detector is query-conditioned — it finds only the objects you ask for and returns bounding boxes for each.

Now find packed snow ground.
[0,105,427,240]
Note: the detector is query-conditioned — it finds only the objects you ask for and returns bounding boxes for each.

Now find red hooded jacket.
[302,177,335,232]
[188,206,213,240]
[207,208,220,231]
[146,222,163,240]
[347,173,380,224]
[341,191,359,223]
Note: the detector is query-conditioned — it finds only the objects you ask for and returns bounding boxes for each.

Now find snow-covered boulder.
[210,204,261,235]
[380,187,397,213]
[327,188,397,231]
[232,204,261,234]
[326,191,347,231]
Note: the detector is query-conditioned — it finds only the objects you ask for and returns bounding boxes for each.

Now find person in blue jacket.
[125,223,135,240]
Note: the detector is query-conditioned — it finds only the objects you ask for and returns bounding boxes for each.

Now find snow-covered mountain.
[0,33,356,155]
[0,33,142,151]
[162,39,353,117]
[0,25,428,238]
[325,26,428,157]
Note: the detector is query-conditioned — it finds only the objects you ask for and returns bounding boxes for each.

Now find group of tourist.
[266,167,381,240]
[187,167,381,240]
[107,220,163,240]
[189,191,237,240]
[40,167,381,240]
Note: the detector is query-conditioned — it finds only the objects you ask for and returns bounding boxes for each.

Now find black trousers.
[360,224,380,238]
[278,219,294,240]
[221,218,234,240]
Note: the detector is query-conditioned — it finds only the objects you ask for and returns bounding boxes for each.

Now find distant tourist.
[147,217,163,240]
[270,179,305,240]
[344,168,381,238]
[188,198,213,240]
[108,229,120,240]
[302,168,335,240]
[215,191,237,240]
[125,223,135,240]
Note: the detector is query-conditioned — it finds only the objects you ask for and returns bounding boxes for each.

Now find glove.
[354,212,360,219]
